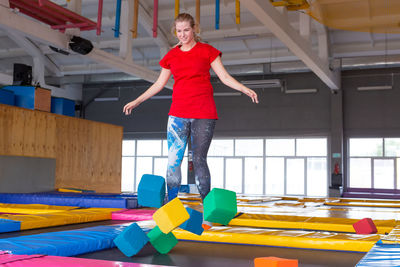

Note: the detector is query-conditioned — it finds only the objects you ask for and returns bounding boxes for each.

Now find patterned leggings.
[167,116,216,201]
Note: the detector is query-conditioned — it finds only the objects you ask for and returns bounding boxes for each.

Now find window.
[121,137,328,197]
[348,138,400,190]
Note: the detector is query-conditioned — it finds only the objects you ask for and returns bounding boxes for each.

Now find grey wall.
[0,156,55,193]
[83,72,333,139]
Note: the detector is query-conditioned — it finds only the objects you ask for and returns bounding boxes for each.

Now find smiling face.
[175,20,195,45]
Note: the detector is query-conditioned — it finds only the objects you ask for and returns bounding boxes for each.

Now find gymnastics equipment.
[147,225,178,254]
[113,223,149,257]
[203,188,237,225]
[353,218,378,234]
[137,174,166,208]
[152,197,189,234]
[179,207,204,235]
[254,256,298,267]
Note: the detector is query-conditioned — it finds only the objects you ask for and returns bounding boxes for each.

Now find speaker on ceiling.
[13,63,32,86]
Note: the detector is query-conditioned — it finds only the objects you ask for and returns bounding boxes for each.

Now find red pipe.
[153,0,158,38]
[97,0,103,35]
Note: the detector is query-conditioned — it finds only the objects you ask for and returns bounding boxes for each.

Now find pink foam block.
[353,218,377,234]
[0,252,171,266]
[112,209,156,221]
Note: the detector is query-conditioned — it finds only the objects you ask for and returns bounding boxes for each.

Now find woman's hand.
[123,100,139,115]
[242,87,259,103]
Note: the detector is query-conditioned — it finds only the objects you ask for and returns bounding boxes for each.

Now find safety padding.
[0,192,132,209]
[0,252,169,266]
[356,241,400,266]
[148,226,178,254]
[254,256,298,267]
[0,224,132,256]
[0,193,138,208]
[353,218,378,234]
[0,218,21,233]
[112,209,156,221]
[173,225,380,252]
[179,208,204,236]
[0,203,77,214]
[153,198,189,234]
[114,223,149,257]
[229,213,395,234]
[137,174,166,208]
[0,208,120,230]
[203,188,237,225]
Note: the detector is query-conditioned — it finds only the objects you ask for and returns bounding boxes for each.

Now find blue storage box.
[1,86,51,111]
[51,97,75,117]
[2,85,35,109]
[0,89,15,105]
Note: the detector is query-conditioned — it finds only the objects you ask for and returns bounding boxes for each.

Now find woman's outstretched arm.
[123,68,172,115]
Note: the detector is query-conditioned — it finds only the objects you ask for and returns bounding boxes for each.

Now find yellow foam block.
[0,208,120,230]
[173,225,379,252]
[153,198,190,234]
[0,203,77,214]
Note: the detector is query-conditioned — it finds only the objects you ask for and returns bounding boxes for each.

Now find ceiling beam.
[241,0,340,90]
[0,4,172,89]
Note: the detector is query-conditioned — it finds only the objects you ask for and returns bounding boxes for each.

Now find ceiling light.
[357,85,392,91]
[241,79,282,89]
[94,97,119,102]
[213,92,241,96]
[285,88,318,94]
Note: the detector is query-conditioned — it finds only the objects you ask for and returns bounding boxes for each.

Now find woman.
[123,13,258,228]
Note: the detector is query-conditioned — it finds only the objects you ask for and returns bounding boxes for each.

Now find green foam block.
[147,225,178,254]
[203,188,237,225]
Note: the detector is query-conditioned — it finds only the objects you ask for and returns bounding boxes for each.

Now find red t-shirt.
[159,42,221,119]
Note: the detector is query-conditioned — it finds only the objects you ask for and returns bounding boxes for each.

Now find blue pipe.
[215,0,220,30]
[114,0,122,38]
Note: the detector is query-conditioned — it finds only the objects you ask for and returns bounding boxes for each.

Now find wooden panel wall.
[0,104,123,193]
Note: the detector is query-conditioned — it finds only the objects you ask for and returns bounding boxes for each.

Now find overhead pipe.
[235,0,240,24]
[96,0,103,35]
[215,0,220,30]
[132,0,139,38]
[153,0,158,38]
[175,0,179,18]
[114,0,121,38]
[196,0,200,27]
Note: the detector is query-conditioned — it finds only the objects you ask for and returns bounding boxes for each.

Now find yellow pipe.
[175,0,180,18]
[196,0,200,27]
[132,0,139,38]
[235,0,240,24]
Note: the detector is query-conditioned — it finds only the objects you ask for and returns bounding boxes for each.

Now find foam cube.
[353,218,377,234]
[254,256,298,267]
[153,197,190,233]
[203,188,237,225]
[137,174,166,208]
[113,223,149,257]
[147,225,178,254]
[179,207,204,235]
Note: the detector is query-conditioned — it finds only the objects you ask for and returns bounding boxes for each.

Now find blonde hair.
[171,13,201,46]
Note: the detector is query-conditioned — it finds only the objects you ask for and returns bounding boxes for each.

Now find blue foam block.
[0,218,21,233]
[179,185,190,193]
[51,97,75,117]
[2,86,35,109]
[0,89,15,105]
[179,207,204,236]
[114,223,149,257]
[137,174,166,208]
